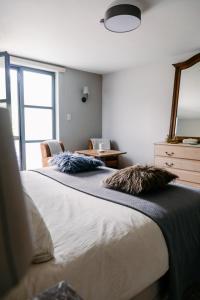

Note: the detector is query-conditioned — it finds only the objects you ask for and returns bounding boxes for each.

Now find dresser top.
[155,142,200,148]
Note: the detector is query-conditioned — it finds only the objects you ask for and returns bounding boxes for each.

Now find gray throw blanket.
[33,167,200,300]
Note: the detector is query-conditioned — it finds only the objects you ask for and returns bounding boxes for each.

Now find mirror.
[176,62,200,137]
[169,53,200,141]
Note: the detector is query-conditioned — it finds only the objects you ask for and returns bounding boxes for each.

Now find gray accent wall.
[102,62,175,166]
[58,68,102,151]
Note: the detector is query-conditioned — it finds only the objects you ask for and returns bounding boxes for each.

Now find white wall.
[102,62,175,166]
[59,68,102,151]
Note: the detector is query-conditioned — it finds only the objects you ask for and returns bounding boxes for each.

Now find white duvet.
[6,170,169,300]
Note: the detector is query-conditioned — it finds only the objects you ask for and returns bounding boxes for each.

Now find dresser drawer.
[155,144,200,160]
[155,156,200,172]
[166,168,200,185]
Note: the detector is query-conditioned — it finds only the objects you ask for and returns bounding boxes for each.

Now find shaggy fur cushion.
[103,165,178,195]
[50,152,104,173]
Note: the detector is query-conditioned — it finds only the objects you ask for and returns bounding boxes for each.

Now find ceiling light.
[100,0,141,33]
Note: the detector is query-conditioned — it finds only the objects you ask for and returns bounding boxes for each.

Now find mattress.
[5,171,169,300]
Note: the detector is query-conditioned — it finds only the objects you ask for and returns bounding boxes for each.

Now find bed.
[6,169,169,300]
[1,104,200,300]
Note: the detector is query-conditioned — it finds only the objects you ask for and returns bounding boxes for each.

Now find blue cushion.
[50,152,104,173]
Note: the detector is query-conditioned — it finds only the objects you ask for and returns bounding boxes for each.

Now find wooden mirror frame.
[169,53,200,142]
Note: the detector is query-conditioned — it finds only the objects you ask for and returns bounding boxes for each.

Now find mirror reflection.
[176,62,200,137]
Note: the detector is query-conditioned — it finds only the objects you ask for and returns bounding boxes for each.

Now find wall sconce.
[82,86,89,103]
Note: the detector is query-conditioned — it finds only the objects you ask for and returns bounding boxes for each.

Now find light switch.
[67,113,71,121]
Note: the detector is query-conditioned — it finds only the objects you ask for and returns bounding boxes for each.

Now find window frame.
[10,64,56,170]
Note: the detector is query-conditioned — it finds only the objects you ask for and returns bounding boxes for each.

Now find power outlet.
[67,113,71,121]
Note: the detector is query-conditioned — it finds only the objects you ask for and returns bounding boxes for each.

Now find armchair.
[40,140,65,167]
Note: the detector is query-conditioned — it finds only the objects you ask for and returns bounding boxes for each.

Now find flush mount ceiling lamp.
[100,0,141,33]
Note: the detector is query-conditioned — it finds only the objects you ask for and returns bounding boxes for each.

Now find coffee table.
[75,149,126,168]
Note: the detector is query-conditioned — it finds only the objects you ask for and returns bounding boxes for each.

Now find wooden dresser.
[154,142,200,188]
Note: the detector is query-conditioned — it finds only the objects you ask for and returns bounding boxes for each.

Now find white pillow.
[24,193,54,264]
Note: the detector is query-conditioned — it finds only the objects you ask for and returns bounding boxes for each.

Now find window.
[10,66,55,170]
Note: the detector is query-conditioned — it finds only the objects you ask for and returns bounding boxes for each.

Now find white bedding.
[6,170,169,300]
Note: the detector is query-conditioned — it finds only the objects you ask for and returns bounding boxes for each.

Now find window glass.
[24,107,53,140]
[14,140,20,168]
[26,143,42,170]
[0,56,6,100]
[10,69,19,137]
[23,71,52,107]
[0,102,7,108]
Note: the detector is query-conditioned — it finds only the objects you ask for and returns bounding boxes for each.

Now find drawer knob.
[165,162,174,167]
[165,151,174,156]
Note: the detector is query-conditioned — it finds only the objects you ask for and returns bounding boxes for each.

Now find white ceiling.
[0,0,200,74]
